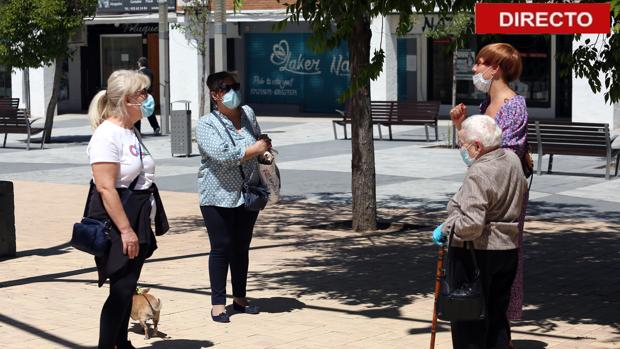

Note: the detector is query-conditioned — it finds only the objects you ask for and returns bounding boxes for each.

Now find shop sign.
[475,3,610,34]
[454,49,475,81]
[97,0,175,14]
[121,24,159,34]
[245,33,350,113]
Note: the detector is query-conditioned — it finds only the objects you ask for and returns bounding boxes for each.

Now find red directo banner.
[475,3,611,34]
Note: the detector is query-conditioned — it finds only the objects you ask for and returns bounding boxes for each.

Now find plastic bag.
[258,149,281,204]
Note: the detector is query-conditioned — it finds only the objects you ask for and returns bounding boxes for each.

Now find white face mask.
[472,67,493,93]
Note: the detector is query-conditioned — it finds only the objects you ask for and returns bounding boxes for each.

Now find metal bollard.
[0,181,16,258]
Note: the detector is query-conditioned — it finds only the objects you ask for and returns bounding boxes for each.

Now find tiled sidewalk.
[1,181,618,348]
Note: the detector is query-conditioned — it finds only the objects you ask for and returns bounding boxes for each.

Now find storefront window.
[0,65,11,98]
[428,35,552,108]
[100,35,143,86]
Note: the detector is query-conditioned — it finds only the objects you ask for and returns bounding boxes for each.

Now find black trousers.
[98,246,147,349]
[449,247,518,349]
[133,114,160,133]
[200,205,259,305]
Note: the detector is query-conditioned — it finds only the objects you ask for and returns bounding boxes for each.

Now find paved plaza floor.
[0,114,619,348]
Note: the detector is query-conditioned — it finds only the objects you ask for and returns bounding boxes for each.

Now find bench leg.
[388,125,393,141]
[537,152,543,176]
[378,124,383,140]
[547,154,555,174]
[605,153,611,180]
[424,125,429,142]
[344,123,348,140]
[2,133,6,148]
[40,130,46,149]
[435,124,438,141]
[332,121,338,140]
[26,131,31,151]
[615,153,619,176]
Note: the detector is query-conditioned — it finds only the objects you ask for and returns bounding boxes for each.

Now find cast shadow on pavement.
[510,340,548,349]
[124,328,214,349]
[244,296,305,313]
[1,196,618,346]
[147,339,214,348]
[248,196,620,342]
[15,242,73,258]
[0,242,73,261]
[28,135,92,144]
[0,313,92,349]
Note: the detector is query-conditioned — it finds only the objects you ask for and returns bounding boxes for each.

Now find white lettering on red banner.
[476,3,610,34]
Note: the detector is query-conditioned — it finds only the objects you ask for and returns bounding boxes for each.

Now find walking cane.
[430,245,446,349]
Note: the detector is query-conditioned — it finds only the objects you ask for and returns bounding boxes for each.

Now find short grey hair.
[460,114,502,149]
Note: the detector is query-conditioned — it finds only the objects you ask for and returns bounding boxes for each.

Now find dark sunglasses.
[219,82,240,92]
[134,88,148,98]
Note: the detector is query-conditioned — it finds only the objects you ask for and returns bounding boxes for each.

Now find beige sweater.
[443,148,527,250]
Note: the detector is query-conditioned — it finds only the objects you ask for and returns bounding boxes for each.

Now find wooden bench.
[333,100,440,141]
[0,98,46,150]
[527,121,619,180]
[378,101,440,141]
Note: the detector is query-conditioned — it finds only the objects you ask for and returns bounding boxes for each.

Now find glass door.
[100,35,142,87]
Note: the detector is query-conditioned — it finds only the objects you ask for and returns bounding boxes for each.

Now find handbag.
[71,215,111,257]
[258,150,281,204]
[71,130,143,256]
[522,151,534,178]
[70,180,114,257]
[214,111,270,211]
[437,231,486,321]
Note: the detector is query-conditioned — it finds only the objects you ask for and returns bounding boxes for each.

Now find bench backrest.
[0,98,27,127]
[0,98,19,110]
[390,101,440,122]
[370,101,394,122]
[340,100,440,123]
[339,101,394,121]
[528,121,610,156]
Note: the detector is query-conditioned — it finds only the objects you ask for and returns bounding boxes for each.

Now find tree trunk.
[349,17,377,232]
[199,18,208,116]
[43,55,64,143]
[451,49,458,148]
[199,51,207,116]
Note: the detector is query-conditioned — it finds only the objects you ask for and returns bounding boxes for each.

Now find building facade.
[10,0,620,128]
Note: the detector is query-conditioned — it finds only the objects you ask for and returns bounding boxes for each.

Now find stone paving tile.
[2,147,620,349]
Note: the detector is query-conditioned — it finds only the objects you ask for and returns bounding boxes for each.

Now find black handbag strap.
[447,229,481,279]
[82,129,144,217]
[213,111,248,183]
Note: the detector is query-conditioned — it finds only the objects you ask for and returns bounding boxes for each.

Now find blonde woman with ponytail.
[85,69,169,349]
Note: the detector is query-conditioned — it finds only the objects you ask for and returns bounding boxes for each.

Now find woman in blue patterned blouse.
[196,71,271,323]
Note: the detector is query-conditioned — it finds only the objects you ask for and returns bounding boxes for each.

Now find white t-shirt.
[87,120,155,190]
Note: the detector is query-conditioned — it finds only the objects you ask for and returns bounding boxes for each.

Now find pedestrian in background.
[196,71,271,323]
[432,114,527,349]
[449,43,529,345]
[135,57,161,135]
[87,69,168,349]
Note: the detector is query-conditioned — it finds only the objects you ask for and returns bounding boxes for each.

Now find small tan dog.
[130,288,162,339]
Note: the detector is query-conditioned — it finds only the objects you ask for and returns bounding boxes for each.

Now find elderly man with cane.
[430,114,527,349]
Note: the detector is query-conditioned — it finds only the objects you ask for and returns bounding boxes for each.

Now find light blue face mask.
[141,94,155,118]
[222,89,241,109]
[460,146,475,167]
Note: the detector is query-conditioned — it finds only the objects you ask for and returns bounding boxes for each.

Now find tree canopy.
[0,0,96,69]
